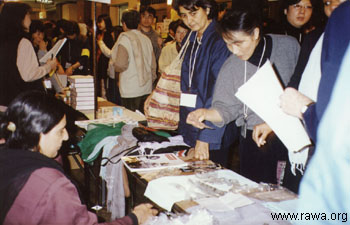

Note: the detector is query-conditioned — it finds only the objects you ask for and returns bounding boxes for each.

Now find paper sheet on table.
[196,193,254,212]
[235,60,311,152]
[39,38,67,63]
[144,170,259,211]
[144,175,194,211]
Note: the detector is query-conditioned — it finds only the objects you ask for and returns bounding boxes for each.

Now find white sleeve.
[17,38,53,82]
[98,40,112,58]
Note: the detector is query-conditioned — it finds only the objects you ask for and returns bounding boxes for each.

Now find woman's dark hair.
[173,0,218,20]
[218,7,262,38]
[29,20,44,36]
[0,91,65,150]
[97,14,113,33]
[122,10,140,30]
[176,20,189,32]
[0,2,31,41]
[53,19,69,39]
[65,20,80,37]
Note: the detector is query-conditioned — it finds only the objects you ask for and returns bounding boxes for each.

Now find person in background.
[186,7,300,183]
[139,6,162,62]
[218,2,228,20]
[287,0,345,88]
[52,19,69,45]
[163,20,178,44]
[96,14,119,103]
[111,10,156,113]
[0,91,158,225]
[268,0,316,44]
[57,20,90,76]
[173,0,238,167]
[30,20,47,60]
[0,2,57,107]
[158,20,189,74]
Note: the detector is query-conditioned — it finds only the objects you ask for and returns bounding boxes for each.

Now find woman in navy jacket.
[173,0,237,166]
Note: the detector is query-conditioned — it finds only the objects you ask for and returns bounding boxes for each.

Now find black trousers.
[239,130,285,184]
[210,121,239,168]
[120,94,149,114]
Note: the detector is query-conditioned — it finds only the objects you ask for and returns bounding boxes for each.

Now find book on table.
[70,96,94,101]
[68,75,94,83]
[122,153,187,172]
[71,100,94,106]
[71,87,94,93]
[71,90,94,97]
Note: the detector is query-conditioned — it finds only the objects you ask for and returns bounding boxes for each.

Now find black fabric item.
[128,145,190,156]
[132,127,169,143]
[0,148,65,224]
[287,28,324,88]
[57,38,90,75]
[247,35,272,68]
[0,37,45,106]
[239,130,283,184]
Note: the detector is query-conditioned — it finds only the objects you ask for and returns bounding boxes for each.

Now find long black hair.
[0,91,65,151]
[97,14,113,34]
[0,2,31,42]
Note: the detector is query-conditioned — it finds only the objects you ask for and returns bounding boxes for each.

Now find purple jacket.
[4,167,135,225]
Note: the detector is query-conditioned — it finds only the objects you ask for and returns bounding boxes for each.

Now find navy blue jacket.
[304,2,350,142]
[178,20,232,149]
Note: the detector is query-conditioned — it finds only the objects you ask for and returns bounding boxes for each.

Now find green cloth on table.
[78,122,125,163]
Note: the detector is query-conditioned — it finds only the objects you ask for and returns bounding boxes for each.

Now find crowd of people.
[0,0,349,224]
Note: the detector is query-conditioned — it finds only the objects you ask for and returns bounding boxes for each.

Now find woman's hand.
[65,66,74,76]
[186,109,208,129]
[194,140,209,160]
[46,58,57,71]
[279,87,314,119]
[252,123,273,147]
[132,203,158,224]
[97,33,104,42]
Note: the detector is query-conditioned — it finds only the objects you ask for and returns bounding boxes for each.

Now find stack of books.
[68,75,95,111]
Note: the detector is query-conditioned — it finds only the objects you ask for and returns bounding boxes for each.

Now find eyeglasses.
[292,4,313,10]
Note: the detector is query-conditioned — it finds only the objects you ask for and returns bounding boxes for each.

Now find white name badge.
[180,93,197,108]
[44,79,52,89]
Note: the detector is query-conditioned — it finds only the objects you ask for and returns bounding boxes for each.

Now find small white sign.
[180,93,197,108]
[87,0,111,3]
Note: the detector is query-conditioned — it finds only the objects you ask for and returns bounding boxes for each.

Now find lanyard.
[188,32,202,90]
[243,37,266,136]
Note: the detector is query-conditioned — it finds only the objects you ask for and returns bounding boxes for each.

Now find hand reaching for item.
[194,140,209,160]
[132,203,158,224]
[252,123,273,147]
[186,109,208,129]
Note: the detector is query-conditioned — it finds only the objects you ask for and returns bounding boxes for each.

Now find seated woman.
[186,7,300,184]
[0,91,157,225]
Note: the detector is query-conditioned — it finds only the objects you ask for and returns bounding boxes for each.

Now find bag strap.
[178,31,192,61]
[167,31,193,71]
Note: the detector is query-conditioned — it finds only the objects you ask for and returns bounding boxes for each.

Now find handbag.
[144,32,192,130]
